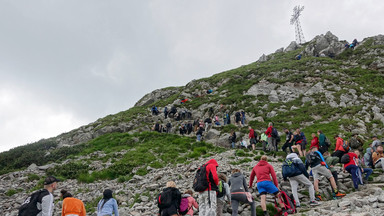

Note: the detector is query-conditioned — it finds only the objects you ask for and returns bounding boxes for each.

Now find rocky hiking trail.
[2,148,384,216]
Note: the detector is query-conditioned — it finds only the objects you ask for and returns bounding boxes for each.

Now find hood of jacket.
[366,147,372,154]
[257,160,268,166]
[206,159,219,167]
[286,153,299,160]
[231,172,243,178]
[182,194,191,198]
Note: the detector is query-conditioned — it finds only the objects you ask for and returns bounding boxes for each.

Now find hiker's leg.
[275,192,285,208]
[198,191,207,216]
[297,145,303,157]
[314,179,319,192]
[329,176,338,190]
[346,165,359,189]
[231,199,240,216]
[207,190,217,216]
[375,158,384,171]
[249,200,256,216]
[363,168,373,180]
[216,198,225,216]
[289,177,300,206]
[297,174,315,202]
[260,194,267,211]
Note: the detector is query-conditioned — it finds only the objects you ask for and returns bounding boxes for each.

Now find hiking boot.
[334,191,346,197]
[263,211,270,216]
[309,200,321,206]
[315,194,322,201]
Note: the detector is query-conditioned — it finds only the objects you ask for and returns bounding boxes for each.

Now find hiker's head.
[103,189,113,199]
[296,128,301,133]
[268,122,273,127]
[323,151,330,156]
[284,128,289,133]
[317,130,322,135]
[334,135,339,139]
[166,181,176,188]
[261,155,268,161]
[311,133,316,138]
[218,173,227,182]
[249,126,252,130]
[354,149,360,156]
[231,168,241,174]
[372,136,377,140]
[377,145,383,153]
[185,189,193,196]
[43,176,60,191]
[293,131,297,135]
[60,189,72,199]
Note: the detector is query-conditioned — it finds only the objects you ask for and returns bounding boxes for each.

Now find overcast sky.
[0,0,383,152]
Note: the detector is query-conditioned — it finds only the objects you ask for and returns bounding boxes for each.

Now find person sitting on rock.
[295,54,302,60]
[216,173,230,216]
[342,151,361,190]
[282,128,294,153]
[152,106,159,115]
[229,169,255,216]
[282,153,320,207]
[61,189,86,216]
[97,189,119,216]
[214,115,221,126]
[372,145,384,172]
[306,146,345,201]
[157,181,181,216]
[249,155,285,216]
[354,149,373,184]
[332,135,347,162]
[183,190,198,216]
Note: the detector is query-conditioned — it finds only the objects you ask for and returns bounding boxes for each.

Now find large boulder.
[303,31,345,56]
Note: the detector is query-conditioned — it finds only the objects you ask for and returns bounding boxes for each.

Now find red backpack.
[274,189,296,216]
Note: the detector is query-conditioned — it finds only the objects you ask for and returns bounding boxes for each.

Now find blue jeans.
[197,135,201,142]
[346,165,359,189]
[231,142,235,148]
[363,168,373,180]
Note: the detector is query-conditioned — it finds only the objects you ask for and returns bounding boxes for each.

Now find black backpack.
[157,189,173,209]
[340,154,350,164]
[193,164,210,192]
[272,127,278,138]
[18,189,50,216]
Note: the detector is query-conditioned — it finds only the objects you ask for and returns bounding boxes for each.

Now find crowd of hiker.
[17,176,119,216]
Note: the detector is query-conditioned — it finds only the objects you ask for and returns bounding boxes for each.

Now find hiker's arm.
[211,169,219,186]
[113,199,119,216]
[289,134,294,143]
[193,198,199,209]
[270,166,279,187]
[41,194,53,216]
[249,169,256,188]
[298,162,309,178]
[225,183,231,202]
[243,176,249,192]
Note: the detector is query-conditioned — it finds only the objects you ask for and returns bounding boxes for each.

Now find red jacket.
[344,152,358,169]
[335,137,345,152]
[204,159,219,191]
[249,129,255,139]
[265,126,273,138]
[310,137,319,149]
[249,160,278,188]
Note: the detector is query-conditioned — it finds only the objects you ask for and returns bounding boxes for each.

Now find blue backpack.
[282,158,301,178]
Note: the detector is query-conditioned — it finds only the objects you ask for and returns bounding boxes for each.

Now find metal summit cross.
[290,5,306,44]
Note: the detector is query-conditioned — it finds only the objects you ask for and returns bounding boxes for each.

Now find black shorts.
[250,138,257,144]
[161,205,178,216]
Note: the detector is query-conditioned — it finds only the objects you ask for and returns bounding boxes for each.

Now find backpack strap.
[315,151,329,168]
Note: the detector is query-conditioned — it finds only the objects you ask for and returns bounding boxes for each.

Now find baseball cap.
[44,176,61,185]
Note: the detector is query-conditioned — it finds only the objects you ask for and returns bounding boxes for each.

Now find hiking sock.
[334,189,339,194]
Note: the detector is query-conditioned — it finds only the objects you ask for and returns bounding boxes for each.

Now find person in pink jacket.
[249,156,285,216]
[183,190,198,216]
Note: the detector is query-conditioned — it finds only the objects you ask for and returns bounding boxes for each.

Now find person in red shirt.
[249,156,284,216]
[198,159,219,216]
[249,126,257,150]
[332,135,347,162]
[343,152,360,189]
[310,133,319,149]
[265,122,277,152]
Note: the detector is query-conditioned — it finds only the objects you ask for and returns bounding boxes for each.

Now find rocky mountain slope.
[1,32,384,215]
